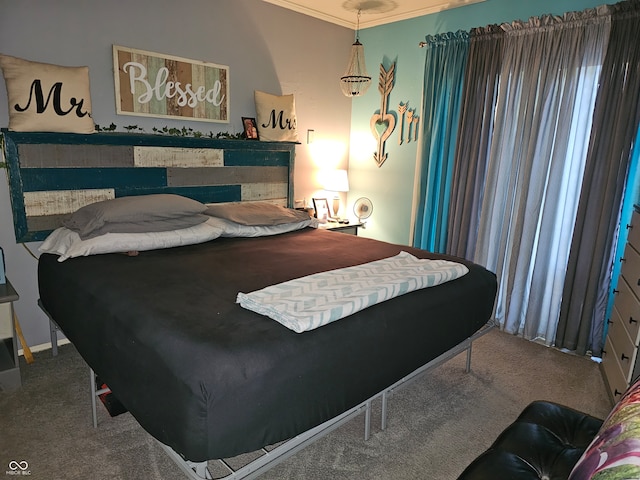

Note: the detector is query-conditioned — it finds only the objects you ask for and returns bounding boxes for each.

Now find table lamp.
[323,169,349,221]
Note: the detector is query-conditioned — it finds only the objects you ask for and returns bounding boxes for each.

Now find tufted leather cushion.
[457,401,603,480]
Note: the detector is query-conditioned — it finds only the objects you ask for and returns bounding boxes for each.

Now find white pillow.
[254,90,299,142]
[39,218,225,262]
[0,53,95,133]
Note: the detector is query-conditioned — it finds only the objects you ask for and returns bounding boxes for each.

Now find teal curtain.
[413,31,469,252]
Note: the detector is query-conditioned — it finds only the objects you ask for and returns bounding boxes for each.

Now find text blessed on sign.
[113,45,229,123]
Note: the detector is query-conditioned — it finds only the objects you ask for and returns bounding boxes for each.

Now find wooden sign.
[370,63,395,167]
[113,45,229,123]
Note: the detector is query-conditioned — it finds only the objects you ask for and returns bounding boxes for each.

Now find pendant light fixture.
[340,9,371,97]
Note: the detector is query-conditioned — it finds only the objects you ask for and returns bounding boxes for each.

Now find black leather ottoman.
[457,401,603,480]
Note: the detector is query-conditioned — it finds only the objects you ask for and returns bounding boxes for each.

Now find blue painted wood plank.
[3,134,29,241]
[20,168,168,192]
[224,150,290,167]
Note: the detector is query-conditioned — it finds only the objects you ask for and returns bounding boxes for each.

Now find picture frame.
[242,117,259,140]
[113,45,229,123]
[312,198,330,222]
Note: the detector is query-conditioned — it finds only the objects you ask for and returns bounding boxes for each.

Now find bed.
[3,131,497,479]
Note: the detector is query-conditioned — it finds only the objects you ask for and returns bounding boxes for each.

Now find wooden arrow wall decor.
[370,62,396,167]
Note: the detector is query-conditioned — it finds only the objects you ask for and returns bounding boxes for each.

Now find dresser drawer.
[603,335,632,401]
[621,242,640,300]
[614,277,640,344]
[627,211,640,251]
[609,304,637,382]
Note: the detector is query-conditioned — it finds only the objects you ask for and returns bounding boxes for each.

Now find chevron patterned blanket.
[236,251,469,333]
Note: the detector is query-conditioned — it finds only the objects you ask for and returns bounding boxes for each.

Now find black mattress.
[38,227,497,462]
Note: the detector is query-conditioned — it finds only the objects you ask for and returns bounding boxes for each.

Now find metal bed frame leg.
[38,299,60,357]
[89,367,112,428]
[381,391,388,431]
[50,319,59,357]
[377,322,495,436]
[90,368,98,429]
[364,400,371,441]
[186,461,213,480]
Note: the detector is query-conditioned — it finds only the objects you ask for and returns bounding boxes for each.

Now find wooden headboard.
[1,129,296,242]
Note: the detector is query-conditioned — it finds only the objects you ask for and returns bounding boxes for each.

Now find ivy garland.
[94,123,244,139]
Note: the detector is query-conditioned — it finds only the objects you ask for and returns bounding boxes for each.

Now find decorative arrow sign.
[370,62,396,167]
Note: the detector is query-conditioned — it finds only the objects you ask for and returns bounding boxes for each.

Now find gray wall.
[0,0,354,349]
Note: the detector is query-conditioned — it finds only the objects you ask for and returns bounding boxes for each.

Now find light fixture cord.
[355,9,361,42]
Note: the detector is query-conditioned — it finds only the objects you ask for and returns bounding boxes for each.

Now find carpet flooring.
[0,329,612,479]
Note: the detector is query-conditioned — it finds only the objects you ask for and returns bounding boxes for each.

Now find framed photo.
[313,198,330,222]
[242,117,259,140]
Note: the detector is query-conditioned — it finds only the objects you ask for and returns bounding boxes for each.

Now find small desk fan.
[353,197,373,225]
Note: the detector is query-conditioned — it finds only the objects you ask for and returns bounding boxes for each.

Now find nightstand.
[0,279,20,391]
[319,222,363,236]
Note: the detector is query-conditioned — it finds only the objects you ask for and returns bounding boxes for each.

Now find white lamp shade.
[322,169,349,192]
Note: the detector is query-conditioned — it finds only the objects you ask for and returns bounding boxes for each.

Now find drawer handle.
[608,318,614,325]
[622,353,630,361]
[613,289,620,294]
[621,257,627,263]
[631,317,638,325]
[615,389,624,396]
[602,348,608,356]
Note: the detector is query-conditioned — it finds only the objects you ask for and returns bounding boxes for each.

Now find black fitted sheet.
[38,227,497,461]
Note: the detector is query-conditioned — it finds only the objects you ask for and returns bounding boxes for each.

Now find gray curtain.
[447,25,503,259]
[556,0,640,356]
[474,9,610,344]
[447,7,611,345]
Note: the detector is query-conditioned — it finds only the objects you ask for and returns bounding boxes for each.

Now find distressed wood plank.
[134,146,223,167]
[167,166,287,186]
[132,52,150,115]
[192,64,207,120]
[18,144,134,168]
[241,183,288,201]
[116,49,134,113]
[147,55,168,116]
[23,189,114,217]
[177,59,194,118]
[27,214,71,232]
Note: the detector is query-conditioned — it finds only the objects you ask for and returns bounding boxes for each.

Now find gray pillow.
[204,202,310,226]
[63,194,207,239]
[79,215,209,239]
